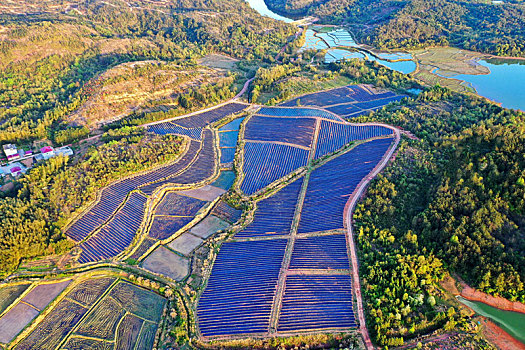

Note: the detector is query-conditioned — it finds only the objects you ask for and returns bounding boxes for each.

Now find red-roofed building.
[40,146,55,160]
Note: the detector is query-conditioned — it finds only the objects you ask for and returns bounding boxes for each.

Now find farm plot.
[78,192,148,264]
[66,139,202,242]
[315,120,393,159]
[0,284,30,314]
[244,115,316,148]
[0,279,71,344]
[171,103,246,128]
[140,129,216,196]
[236,177,303,239]
[22,280,71,310]
[197,239,288,337]
[0,303,39,344]
[62,337,112,349]
[71,281,165,346]
[211,201,242,224]
[290,234,350,270]
[277,275,356,332]
[14,299,88,350]
[190,215,230,239]
[129,237,157,261]
[240,142,309,195]
[257,106,341,121]
[147,122,202,140]
[12,277,114,349]
[66,277,115,307]
[167,232,203,256]
[297,138,394,234]
[142,246,190,281]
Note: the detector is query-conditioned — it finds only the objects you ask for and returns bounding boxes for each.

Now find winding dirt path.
[343,125,401,350]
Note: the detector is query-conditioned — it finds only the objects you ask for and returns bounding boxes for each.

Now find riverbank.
[480,318,525,350]
[460,282,525,315]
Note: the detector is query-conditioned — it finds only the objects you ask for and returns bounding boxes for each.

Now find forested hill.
[265,0,525,57]
[0,0,295,144]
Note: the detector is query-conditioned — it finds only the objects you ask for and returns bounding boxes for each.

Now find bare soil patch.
[190,215,230,239]
[142,246,189,281]
[21,279,71,311]
[167,232,203,256]
[0,302,39,344]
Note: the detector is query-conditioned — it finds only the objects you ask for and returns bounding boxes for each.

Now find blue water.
[453,59,525,111]
[325,49,416,74]
[246,0,293,22]
[212,170,236,190]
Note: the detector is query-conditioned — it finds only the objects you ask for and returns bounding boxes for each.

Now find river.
[457,296,525,345]
[246,0,525,111]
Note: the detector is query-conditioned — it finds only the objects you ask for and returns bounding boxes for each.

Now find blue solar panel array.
[78,192,147,263]
[277,275,356,331]
[212,201,242,224]
[257,106,340,121]
[315,120,393,159]
[298,138,393,234]
[244,115,316,148]
[66,140,201,242]
[279,85,406,119]
[236,178,303,238]
[219,118,244,165]
[241,142,309,195]
[290,234,350,269]
[140,130,216,196]
[155,193,206,216]
[197,239,287,336]
[147,123,202,140]
[148,216,195,240]
[171,103,246,128]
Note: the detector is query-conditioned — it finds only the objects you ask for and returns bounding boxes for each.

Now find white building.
[3,144,19,161]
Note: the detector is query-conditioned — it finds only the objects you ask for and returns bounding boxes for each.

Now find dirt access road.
[343,125,401,350]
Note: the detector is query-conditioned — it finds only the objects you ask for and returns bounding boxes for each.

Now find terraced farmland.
[11,277,165,350]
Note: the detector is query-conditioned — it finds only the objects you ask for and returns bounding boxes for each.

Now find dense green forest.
[324,59,525,344]
[266,0,525,56]
[0,0,295,143]
[0,131,184,276]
